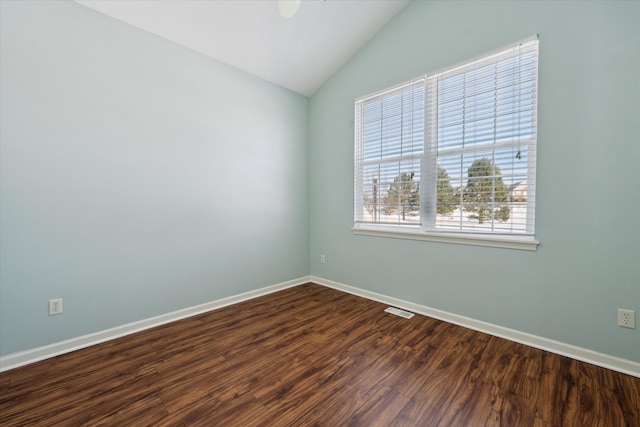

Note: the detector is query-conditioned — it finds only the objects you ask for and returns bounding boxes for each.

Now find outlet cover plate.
[49,298,63,315]
[617,309,635,329]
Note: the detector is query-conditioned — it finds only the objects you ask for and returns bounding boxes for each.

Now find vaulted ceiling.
[76,0,409,97]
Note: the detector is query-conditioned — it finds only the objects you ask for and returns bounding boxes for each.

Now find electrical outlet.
[320,255,325,264]
[49,298,63,315]
[617,309,635,329]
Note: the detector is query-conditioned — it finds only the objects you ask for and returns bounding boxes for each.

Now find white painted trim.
[0,276,311,373]
[4,275,637,378]
[310,275,640,378]
[352,227,539,251]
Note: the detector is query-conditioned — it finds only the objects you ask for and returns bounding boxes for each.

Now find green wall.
[0,1,310,355]
[309,0,639,362]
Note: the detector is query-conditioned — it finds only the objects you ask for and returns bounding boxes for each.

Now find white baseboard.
[3,275,638,378]
[310,275,640,378]
[0,276,312,373]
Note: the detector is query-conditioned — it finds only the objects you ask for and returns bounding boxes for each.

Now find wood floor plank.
[344,384,411,427]
[94,395,169,426]
[578,362,630,427]
[291,346,410,425]
[533,351,582,425]
[437,380,501,426]
[1,282,638,426]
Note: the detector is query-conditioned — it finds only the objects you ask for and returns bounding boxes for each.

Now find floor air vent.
[385,307,415,319]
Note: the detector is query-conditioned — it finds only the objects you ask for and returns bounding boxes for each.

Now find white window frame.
[353,36,539,251]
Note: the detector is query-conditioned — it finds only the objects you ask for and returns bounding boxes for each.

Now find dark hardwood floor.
[1,283,639,426]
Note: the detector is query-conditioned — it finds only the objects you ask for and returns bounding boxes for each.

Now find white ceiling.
[76,0,409,97]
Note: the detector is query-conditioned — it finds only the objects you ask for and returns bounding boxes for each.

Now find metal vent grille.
[385,307,415,319]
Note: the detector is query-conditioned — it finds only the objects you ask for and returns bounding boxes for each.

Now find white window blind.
[425,36,538,235]
[354,36,539,243]
[355,79,425,225]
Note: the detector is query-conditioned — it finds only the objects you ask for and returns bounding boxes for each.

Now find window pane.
[435,146,532,232]
[431,38,538,234]
[355,80,424,224]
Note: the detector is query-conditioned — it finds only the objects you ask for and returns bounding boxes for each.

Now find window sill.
[352,225,539,251]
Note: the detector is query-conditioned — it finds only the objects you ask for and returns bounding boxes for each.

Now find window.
[354,37,539,250]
